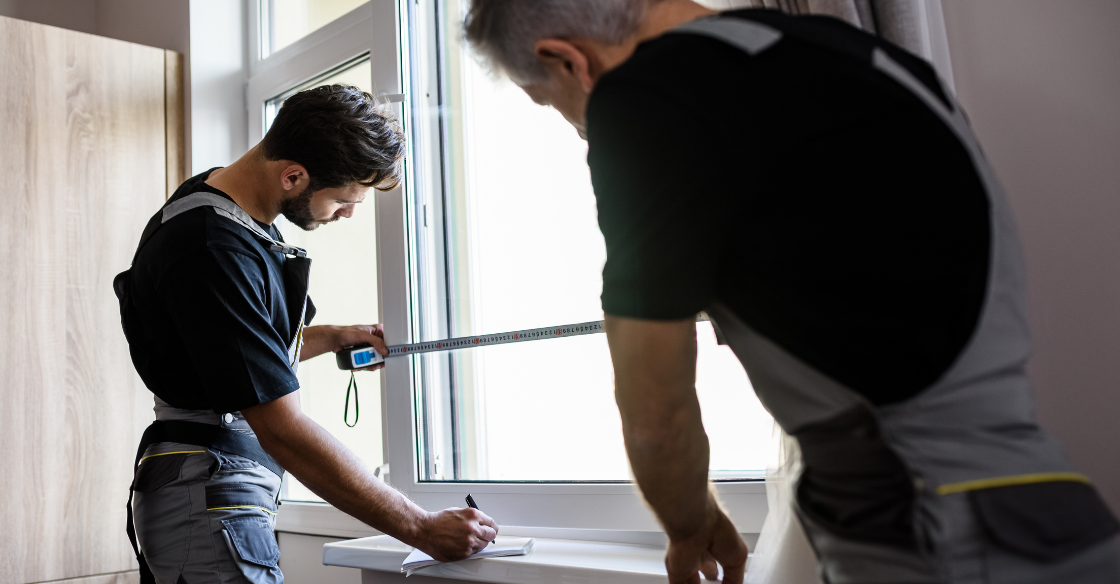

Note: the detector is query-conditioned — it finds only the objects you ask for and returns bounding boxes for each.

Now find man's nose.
[336,204,356,219]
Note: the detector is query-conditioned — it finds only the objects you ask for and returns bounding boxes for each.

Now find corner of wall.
[188,0,250,175]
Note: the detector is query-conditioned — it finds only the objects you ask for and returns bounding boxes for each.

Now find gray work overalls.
[115,192,312,584]
[673,15,1120,584]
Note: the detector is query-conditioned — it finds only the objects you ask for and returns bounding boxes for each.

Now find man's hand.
[666,498,748,584]
[416,508,499,562]
[605,315,749,584]
[300,324,387,368]
[243,392,498,562]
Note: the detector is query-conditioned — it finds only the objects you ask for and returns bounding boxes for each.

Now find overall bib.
[114,192,313,584]
[672,15,1120,584]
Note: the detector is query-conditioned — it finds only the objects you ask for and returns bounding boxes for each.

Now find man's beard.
[280,185,337,231]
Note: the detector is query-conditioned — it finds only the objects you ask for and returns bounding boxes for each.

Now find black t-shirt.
[588,10,990,405]
[126,169,302,413]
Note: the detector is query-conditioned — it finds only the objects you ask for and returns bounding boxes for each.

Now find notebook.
[401,537,535,575]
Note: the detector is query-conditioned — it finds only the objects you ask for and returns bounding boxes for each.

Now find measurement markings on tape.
[336,320,606,370]
[336,314,711,370]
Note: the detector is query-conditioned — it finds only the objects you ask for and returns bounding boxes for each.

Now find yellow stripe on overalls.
[207,505,278,516]
[138,450,207,464]
[937,472,1091,495]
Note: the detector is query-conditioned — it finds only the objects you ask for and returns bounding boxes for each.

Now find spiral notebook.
[402,537,535,575]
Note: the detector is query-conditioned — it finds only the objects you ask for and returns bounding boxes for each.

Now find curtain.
[699,0,937,61]
[744,427,823,584]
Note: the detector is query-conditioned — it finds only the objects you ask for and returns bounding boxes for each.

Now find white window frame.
[247,0,768,540]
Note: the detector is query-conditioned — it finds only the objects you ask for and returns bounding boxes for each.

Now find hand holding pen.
[466,494,496,544]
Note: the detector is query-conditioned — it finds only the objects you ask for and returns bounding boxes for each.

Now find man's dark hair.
[261,84,405,192]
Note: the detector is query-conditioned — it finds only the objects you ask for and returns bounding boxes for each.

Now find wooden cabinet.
[0,15,183,583]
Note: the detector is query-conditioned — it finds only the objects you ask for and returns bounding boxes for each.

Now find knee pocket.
[221,516,283,583]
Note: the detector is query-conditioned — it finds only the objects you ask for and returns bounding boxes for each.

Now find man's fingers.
[666,543,704,584]
[367,324,387,354]
[475,524,497,543]
[721,559,746,584]
[699,552,719,581]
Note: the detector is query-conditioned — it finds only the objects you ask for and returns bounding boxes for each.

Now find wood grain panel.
[0,16,170,583]
[164,50,185,199]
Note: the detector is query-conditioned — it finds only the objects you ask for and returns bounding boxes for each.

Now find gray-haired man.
[463,1,1120,583]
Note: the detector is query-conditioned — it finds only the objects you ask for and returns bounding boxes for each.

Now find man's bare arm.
[605,315,747,584]
[242,391,496,561]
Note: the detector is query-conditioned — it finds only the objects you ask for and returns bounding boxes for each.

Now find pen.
[465,493,495,544]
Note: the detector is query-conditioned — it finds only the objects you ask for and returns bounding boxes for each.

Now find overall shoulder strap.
[160,191,307,258]
[130,191,307,263]
[666,15,783,56]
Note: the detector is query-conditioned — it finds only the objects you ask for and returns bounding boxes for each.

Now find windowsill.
[322,528,761,584]
[324,535,669,584]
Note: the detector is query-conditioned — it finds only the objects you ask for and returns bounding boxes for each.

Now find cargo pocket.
[970,480,1120,562]
[794,405,919,549]
[222,517,280,567]
[221,516,283,583]
[132,454,187,492]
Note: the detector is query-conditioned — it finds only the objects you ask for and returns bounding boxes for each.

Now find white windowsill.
[325,535,666,584]
[322,529,761,584]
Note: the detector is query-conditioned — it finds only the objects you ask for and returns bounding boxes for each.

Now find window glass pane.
[265,59,383,501]
[263,0,368,56]
[417,3,775,481]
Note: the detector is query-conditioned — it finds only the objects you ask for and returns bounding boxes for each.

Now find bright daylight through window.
[262,0,369,55]
[259,0,776,498]
[265,59,385,502]
[408,0,775,482]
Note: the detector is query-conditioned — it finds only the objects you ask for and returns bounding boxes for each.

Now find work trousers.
[132,441,283,584]
[800,491,1120,584]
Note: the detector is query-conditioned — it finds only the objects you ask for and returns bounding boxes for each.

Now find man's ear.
[534,38,594,93]
[279,163,309,193]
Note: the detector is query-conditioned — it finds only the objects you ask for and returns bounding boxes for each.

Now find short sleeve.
[160,248,299,413]
[588,77,729,319]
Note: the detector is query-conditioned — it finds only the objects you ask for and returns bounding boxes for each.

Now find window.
[266,58,383,503]
[261,0,370,56]
[407,0,775,484]
[248,0,771,534]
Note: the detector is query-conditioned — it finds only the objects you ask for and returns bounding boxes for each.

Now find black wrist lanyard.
[344,371,359,427]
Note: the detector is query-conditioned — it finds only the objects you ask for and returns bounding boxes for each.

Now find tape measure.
[335,314,714,370]
[335,320,607,370]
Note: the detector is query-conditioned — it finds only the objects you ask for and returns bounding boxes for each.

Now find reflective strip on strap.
[937,472,1091,495]
[668,16,783,56]
[161,192,307,257]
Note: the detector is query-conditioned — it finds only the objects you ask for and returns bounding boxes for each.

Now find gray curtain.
[704,0,932,59]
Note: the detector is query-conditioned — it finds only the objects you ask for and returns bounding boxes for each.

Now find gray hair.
[463,0,653,85]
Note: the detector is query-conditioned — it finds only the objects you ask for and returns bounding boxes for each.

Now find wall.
[188,0,249,174]
[0,0,192,170]
[942,0,1120,513]
[0,0,253,176]
[0,15,174,583]
[279,534,362,584]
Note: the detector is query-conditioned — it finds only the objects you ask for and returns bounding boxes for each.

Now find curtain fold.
[703,0,935,59]
[744,424,823,584]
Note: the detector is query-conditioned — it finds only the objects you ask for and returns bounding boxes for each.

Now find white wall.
[279,533,362,584]
[942,0,1120,514]
[188,0,250,174]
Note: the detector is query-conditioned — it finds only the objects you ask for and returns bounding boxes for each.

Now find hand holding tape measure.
[335,319,607,371]
[332,315,712,426]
